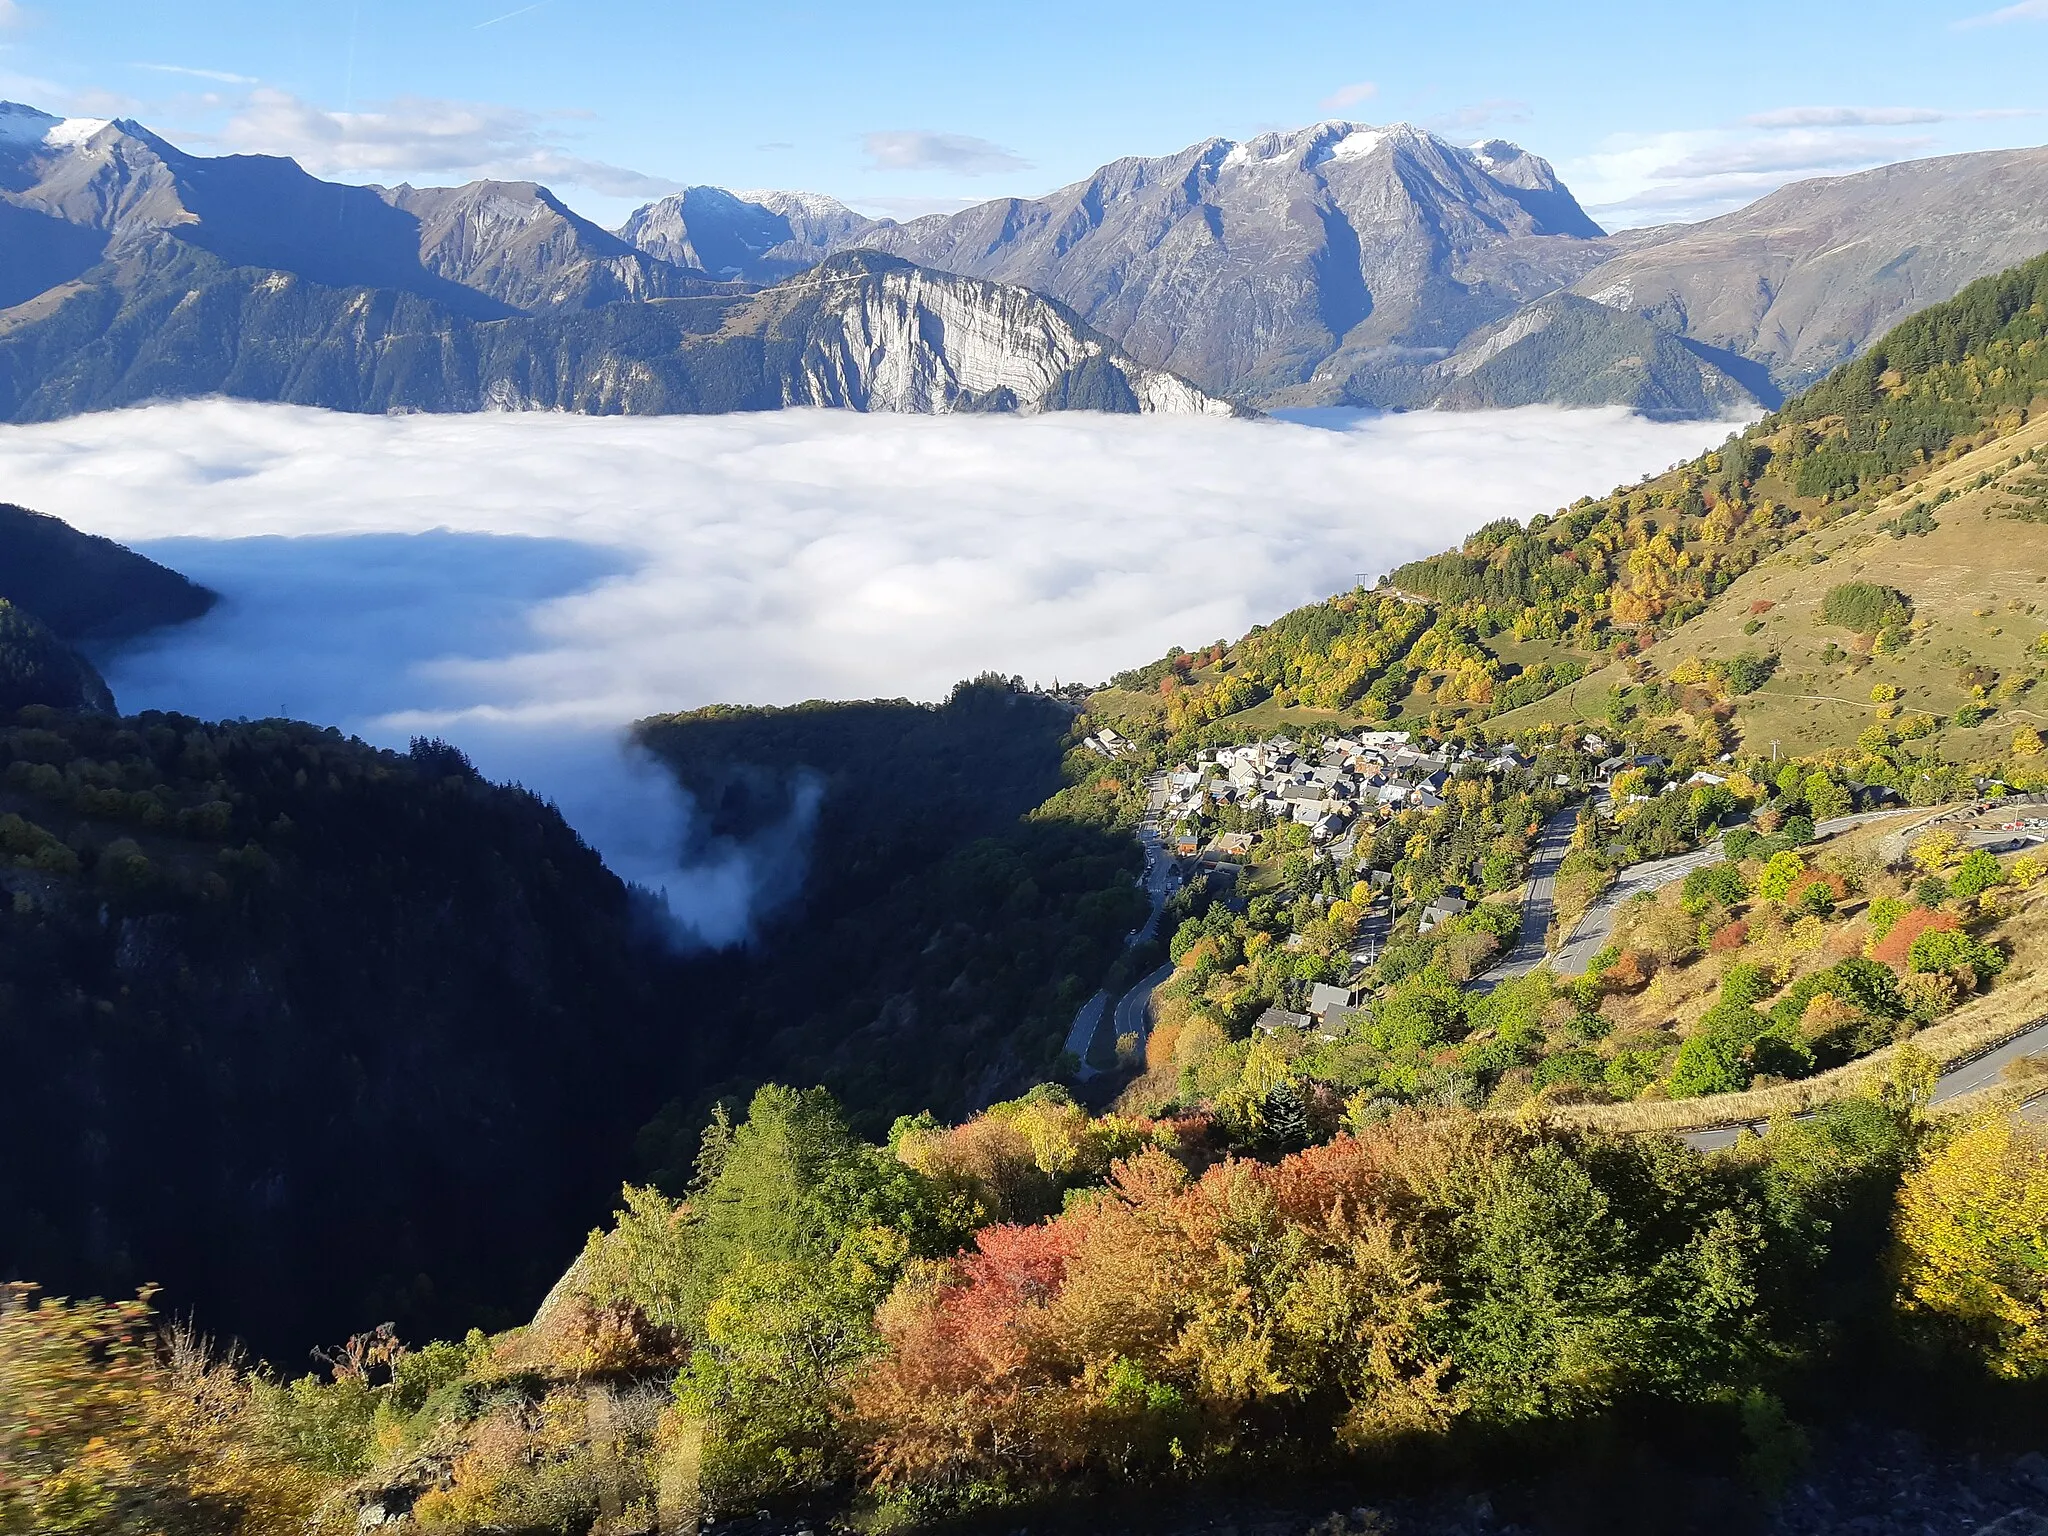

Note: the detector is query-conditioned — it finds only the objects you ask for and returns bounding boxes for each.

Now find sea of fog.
[0,401,1735,942]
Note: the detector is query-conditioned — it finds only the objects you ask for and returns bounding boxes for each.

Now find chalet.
[1308,982,1357,1019]
[1419,894,1469,932]
[1254,1006,1313,1035]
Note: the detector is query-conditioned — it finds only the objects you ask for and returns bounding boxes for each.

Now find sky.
[0,400,1730,939]
[2,0,2044,228]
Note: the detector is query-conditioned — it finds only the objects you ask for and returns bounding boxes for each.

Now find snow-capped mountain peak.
[0,101,111,149]
[736,188,861,221]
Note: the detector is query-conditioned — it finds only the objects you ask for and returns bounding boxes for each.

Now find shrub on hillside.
[1868,907,1958,969]
[1907,927,2006,987]
[1821,582,1910,634]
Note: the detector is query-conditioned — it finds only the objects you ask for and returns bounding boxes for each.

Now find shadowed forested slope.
[0,714,690,1359]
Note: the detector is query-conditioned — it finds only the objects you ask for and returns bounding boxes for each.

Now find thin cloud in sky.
[0,1,24,28]
[1743,104,2043,127]
[1568,119,1957,227]
[1320,81,1378,112]
[10,401,1733,942]
[474,3,547,29]
[861,129,1030,175]
[219,87,680,196]
[1652,130,1935,179]
[1427,98,1532,132]
[134,62,258,84]
[846,192,982,219]
[1955,0,2048,25]
[1743,105,1947,128]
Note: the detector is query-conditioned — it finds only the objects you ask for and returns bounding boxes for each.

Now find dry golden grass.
[1493,410,2048,754]
[1541,961,2048,1134]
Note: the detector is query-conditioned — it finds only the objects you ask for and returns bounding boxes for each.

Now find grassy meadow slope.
[1091,249,2048,769]
[1491,415,2048,757]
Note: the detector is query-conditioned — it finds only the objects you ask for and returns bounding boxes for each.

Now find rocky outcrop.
[615,129,2048,416]
[744,253,1242,416]
[619,184,878,283]
[379,180,733,310]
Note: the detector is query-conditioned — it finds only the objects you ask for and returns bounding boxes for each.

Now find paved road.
[1066,781,1179,1077]
[1546,809,1913,979]
[1685,1014,2048,1151]
[1113,961,1176,1060]
[1470,805,1581,989]
[1062,990,1110,1076]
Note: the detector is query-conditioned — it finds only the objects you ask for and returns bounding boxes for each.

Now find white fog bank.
[0,402,1735,940]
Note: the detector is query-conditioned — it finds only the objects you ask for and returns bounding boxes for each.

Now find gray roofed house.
[1308,982,1357,1019]
[1419,893,1469,931]
[1254,1006,1313,1035]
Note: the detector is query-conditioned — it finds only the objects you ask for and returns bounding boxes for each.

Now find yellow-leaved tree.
[1895,1117,2048,1379]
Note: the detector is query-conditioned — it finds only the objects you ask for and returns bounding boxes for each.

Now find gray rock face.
[618,185,879,283]
[0,105,515,316]
[1570,146,2048,395]
[378,180,725,310]
[735,252,1242,416]
[828,122,1615,405]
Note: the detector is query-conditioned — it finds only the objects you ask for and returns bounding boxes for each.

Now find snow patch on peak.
[1325,127,1386,163]
[45,117,112,148]
[739,189,856,220]
[1466,137,1524,163]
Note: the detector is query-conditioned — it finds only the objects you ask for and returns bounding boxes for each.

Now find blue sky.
[4,0,2045,229]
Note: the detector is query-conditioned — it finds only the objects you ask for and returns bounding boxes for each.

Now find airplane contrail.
[475,2,545,27]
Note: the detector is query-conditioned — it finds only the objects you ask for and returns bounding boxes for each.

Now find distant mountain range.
[0,100,2044,421]
[0,105,1233,420]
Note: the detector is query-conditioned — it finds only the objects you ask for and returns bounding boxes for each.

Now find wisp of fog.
[0,401,1735,942]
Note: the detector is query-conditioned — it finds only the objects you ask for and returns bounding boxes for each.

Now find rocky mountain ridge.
[828,121,1617,406]
[0,99,2044,420]
[625,128,2048,416]
[0,241,1236,419]
[0,104,1231,420]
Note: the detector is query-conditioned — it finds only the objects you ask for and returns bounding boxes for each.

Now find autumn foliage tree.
[850,1117,1794,1507]
[1895,1117,2048,1380]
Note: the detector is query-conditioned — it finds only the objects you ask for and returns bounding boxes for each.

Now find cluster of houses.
[1254,979,1371,1040]
[1081,724,1136,759]
[1159,730,1542,851]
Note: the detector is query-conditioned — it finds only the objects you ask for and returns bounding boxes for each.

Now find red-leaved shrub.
[1868,906,1959,970]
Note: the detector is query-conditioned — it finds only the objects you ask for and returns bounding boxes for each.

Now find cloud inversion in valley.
[0,401,1735,940]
